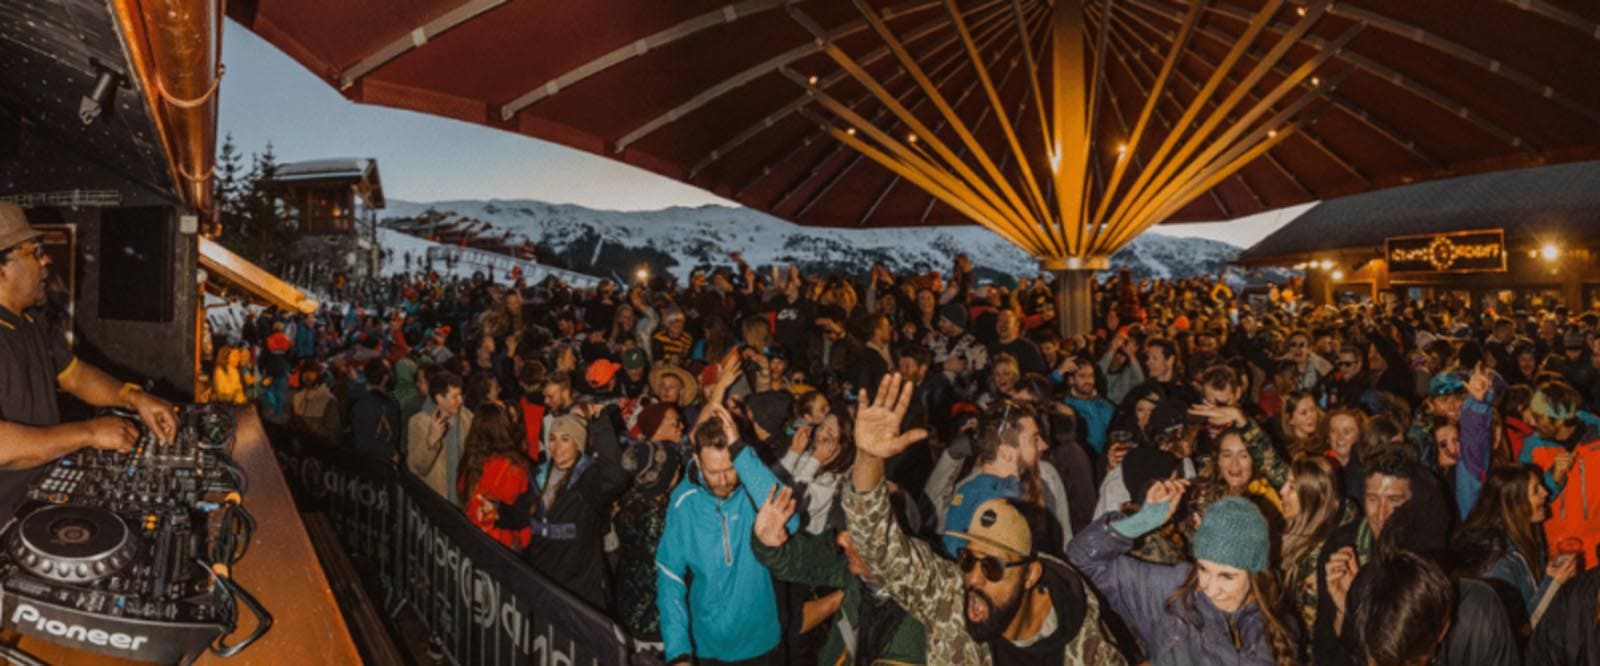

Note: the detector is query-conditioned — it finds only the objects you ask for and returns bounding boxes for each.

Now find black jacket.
[504,415,628,611]
[1527,566,1600,666]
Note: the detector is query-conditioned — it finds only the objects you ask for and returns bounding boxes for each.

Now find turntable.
[7,505,138,584]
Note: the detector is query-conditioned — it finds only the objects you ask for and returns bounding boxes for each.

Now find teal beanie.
[1191,496,1270,573]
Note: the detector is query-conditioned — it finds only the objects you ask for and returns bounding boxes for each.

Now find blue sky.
[218,21,1298,248]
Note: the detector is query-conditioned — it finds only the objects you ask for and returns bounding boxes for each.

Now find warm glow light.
[1320,259,1334,271]
[1331,270,1345,280]
[1541,243,1561,261]
[908,133,918,143]
[1296,5,1308,16]
[636,267,650,282]
[845,127,856,136]
[1310,76,1321,87]
[1267,129,1277,138]
[807,75,818,85]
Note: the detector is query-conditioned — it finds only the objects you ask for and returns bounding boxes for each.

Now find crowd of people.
[208,253,1600,665]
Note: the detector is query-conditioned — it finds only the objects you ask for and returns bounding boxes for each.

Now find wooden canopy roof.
[228,0,1600,237]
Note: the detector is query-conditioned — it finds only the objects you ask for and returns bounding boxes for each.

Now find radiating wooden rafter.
[771,2,1033,211]
[786,0,1357,271]
[724,0,1018,195]
[1104,0,1431,177]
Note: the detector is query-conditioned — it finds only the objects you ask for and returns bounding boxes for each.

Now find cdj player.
[0,403,271,664]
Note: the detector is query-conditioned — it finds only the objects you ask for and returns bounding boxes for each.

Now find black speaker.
[98,207,174,322]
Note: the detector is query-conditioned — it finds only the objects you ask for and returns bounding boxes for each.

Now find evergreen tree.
[214,134,245,238]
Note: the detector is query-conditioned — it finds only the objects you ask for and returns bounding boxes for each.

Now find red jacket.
[465,456,531,549]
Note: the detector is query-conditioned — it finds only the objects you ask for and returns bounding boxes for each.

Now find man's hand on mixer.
[82,416,138,453]
[126,388,177,445]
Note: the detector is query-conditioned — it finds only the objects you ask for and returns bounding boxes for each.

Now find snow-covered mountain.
[377,199,1245,283]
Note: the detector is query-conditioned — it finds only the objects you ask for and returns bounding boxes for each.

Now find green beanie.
[1191,496,1270,573]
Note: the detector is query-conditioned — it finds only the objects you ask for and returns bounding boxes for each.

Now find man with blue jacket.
[657,404,797,665]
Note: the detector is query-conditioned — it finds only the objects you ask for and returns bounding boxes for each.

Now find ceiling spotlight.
[1541,243,1561,261]
[1331,269,1345,280]
[80,61,124,126]
[1320,259,1334,271]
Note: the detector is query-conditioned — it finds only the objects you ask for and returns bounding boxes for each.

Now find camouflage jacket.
[843,481,1128,666]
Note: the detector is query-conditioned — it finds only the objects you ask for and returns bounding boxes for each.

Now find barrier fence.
[266,427,637,666]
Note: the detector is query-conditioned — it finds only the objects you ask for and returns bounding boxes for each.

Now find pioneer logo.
[11,603,150,651]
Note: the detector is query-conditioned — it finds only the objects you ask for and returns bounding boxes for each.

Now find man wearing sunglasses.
[842,374,1127,665]
[0,204,177,519]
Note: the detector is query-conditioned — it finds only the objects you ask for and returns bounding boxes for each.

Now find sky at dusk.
[217,21,1301,249]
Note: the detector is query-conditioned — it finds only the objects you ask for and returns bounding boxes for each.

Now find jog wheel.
[6,504,136,584]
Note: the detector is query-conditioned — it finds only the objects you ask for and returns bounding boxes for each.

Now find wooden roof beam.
[340,0,509,90]
[1118,0,1437,173]
[1329,3,1600,125]
[1196,0,1539,154]
[713,0,1015,190]
[763,5,1021,209]
[1087,7,1308,201]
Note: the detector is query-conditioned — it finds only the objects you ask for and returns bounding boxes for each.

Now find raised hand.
[1142,478,1189,526]
[754,485,797,548]
[789,424,813,455]
[852,373,928,460]
[706,403,741,447]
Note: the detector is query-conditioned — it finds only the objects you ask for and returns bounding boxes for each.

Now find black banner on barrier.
[270,430,631,666]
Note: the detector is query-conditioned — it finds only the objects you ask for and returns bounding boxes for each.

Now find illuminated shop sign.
[1385,229,1505,273]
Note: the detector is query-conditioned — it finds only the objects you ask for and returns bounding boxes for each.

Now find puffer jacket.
[1068,515,1281,665]
[655,446,796,663]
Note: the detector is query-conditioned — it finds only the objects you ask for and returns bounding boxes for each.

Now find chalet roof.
[1237,160,1600,265]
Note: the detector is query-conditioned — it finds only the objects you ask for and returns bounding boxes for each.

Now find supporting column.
[1046,256,1107,339]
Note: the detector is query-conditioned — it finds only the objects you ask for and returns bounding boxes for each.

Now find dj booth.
[0,407,362,665]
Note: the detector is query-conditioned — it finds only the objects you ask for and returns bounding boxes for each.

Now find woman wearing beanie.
[1068,480,1300,664]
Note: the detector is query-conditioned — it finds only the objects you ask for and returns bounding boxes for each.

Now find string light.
[845,127,856,136]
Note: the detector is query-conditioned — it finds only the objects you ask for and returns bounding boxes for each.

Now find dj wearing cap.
[0,203,177,517]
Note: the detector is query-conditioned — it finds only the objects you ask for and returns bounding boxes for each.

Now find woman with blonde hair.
[211,346,247,405]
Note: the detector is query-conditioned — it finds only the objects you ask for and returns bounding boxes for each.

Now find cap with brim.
[943,497,1032,560]
[649,365,699,408]
[0,203,42,250]
[941,474,1022,556]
